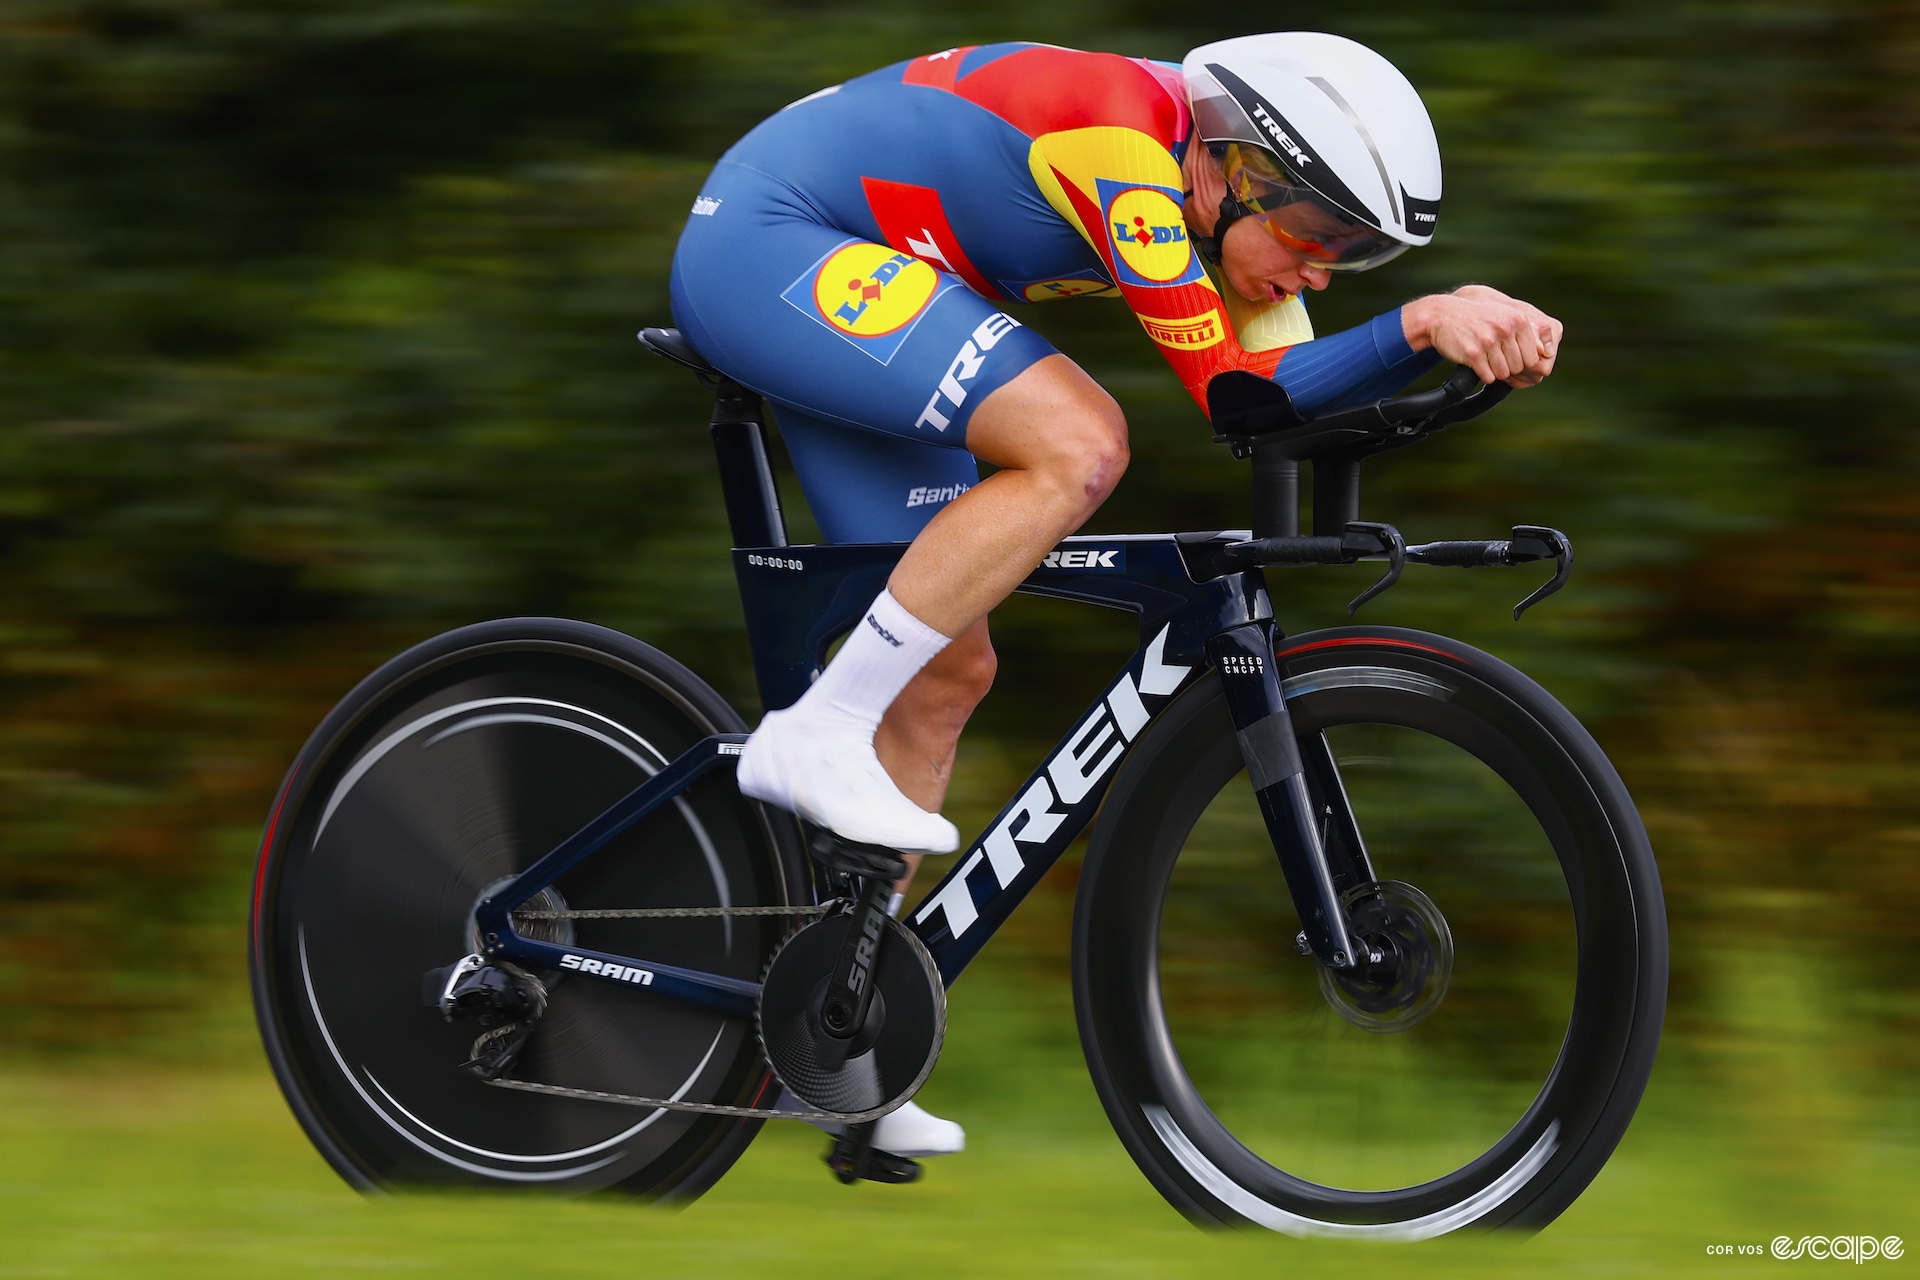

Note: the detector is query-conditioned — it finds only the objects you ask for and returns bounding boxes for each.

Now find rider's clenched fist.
[1403,285,1563,388]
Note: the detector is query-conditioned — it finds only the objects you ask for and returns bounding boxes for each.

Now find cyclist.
[670,32,1561,1160]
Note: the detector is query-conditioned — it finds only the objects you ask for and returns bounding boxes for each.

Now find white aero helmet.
[1184,33,1441,270]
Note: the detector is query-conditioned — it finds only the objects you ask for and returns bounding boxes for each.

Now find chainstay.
[483,1075,894,1124]
[489,901,885,1120]
[513,905,833,920]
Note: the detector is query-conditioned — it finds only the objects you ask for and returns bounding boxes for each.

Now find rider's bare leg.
[776,356,1124,1157]
[873,353,1126,885]
[737,353,1129,853]
[887,354,1129,636]
[873,620,996,900]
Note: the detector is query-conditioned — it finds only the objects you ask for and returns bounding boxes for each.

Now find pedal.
[824,1122,922,1186]
[807,829,910,883]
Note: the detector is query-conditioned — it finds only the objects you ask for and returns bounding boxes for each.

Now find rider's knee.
[1045,393,1130,516]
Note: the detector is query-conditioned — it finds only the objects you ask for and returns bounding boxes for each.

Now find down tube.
[907,624,1204,984]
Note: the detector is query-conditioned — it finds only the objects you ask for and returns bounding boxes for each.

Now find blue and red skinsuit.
[671,43,1436,542]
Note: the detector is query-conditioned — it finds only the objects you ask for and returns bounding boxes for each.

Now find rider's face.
[1220,216,1333,304]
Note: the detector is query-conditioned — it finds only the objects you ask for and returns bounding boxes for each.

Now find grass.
[2,944,1914,1279]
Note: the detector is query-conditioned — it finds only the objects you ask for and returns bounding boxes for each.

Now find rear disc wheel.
[251,618,807,1197]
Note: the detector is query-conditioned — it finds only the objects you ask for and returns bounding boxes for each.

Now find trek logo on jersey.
[915,312,1023,432]
[559,954,654,985]
[1096,179,1206,289]
[1139,311,1224,350]
[781,240,954,364]
[1039,546,1123,570]
[915,625,1194,940]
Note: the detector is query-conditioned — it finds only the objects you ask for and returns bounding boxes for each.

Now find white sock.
[798,589,950,735]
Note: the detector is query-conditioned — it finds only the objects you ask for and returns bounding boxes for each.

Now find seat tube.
[708,381,787,549]
[1207,621,1362,969]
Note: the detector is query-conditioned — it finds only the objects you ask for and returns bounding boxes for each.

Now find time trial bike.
[249,326,1667,1237]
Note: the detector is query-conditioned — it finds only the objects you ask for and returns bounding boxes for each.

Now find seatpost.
[1250,441,1299,539]
[708,381,788,549]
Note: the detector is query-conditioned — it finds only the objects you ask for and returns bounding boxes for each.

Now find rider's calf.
[876,621,996,811]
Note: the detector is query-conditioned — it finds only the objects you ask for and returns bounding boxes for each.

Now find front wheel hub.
[1318,880,1453,1033]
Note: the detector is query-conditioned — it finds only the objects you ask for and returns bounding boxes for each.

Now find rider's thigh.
[964,354,1129,506]
[772,406,981,543]
[669,162,1057,448]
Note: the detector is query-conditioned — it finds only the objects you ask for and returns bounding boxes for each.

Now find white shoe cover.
[778,1091,966,1159]
[870,1099,965,1158]
[737,707,959,854]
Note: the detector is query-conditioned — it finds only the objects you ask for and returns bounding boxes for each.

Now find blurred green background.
[1,0,1916,1274]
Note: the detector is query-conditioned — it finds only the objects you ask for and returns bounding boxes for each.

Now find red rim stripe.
[1274,635,1462,663]
[251,764,299,950]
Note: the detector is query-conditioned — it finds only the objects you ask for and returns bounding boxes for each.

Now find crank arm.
[814,873,894,1069]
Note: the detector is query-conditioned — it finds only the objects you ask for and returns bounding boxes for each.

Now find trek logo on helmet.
[1250,103,1312,169]
[1205,64,1379,230]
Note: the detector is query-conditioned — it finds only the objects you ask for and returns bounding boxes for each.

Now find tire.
[250,618,808,1198]
[1073,626,1666,1236]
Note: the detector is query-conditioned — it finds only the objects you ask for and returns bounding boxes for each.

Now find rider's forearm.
[1269,309,1440,413]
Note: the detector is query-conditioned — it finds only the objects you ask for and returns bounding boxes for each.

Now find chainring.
[1318,879,1454,1033]
[757,910,945,1120]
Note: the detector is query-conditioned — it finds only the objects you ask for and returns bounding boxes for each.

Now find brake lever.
[1506,525,1573,620]
[1341,521,1405,618]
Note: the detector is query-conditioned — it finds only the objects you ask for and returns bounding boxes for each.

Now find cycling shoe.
[779,1089,966,1159]
[871,1099,965,1157]
[737,708,958,854]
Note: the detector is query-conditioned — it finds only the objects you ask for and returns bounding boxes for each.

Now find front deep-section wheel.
[1074,626,1666,1236]
[251,618,807,1197]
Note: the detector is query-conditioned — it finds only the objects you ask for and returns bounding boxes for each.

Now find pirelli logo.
[1140,311,1224,350]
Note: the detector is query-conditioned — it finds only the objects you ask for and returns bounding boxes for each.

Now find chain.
[487,899,890,1121]
[484,1075,892,1124]
[513,905,833,920]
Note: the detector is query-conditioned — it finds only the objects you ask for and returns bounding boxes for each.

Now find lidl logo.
[1098,180,1205,289]
[1022,278,1116,302]
[998,267,1116,303]
[782,239,953,363]
[816,244,937,336]
[1139,311,1224,350]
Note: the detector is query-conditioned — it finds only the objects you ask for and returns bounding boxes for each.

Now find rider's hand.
[1403,285,1563,388]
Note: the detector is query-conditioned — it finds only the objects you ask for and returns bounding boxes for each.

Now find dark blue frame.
[471,381,1369,1016]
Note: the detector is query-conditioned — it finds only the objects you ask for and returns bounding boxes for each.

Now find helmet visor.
[1222,143,1411,272]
